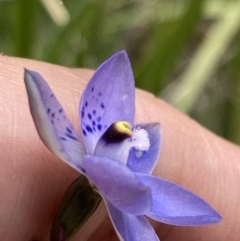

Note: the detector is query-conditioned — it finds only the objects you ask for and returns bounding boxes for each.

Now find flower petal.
[79,51,135,153]
[83,154,151,215]
[127,123,161,174]
[106,201,160,241]
[24,69,85,173]
[138,174,222,226]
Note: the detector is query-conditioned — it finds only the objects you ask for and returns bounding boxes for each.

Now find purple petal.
[94,123,159,167]
[127,123,161,174]
[106,201,160,241]
[24,70,85,173]
[83,154,151,215]
[138,174,222,226]
[79,51,135,153]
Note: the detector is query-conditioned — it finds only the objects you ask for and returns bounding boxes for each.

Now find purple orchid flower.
[24,51,221,241]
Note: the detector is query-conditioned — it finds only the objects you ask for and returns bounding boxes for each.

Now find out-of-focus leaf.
[223,33,240,145]
[14,0,38,57]
[167,1,240,113]
[134,0,204,94]
[75,1,104,66]
[40,0,70,26]
[43,0,89,63]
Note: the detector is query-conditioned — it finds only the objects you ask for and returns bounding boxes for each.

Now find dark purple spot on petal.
[61,137,67,141]
[85,101,88,107]
[66,127,72,134]
[93,127,96,131]
[51,113,55,118]
[83,129,87,136]
[101,103,105,109]
[47,108,51,114]
[88,113,92,120]
[92,121,96,126]
[91,87,94,92]
[98,92,102,96]
[97,124,102,131]
[59,108,63,113]
[66,133,78,141]
[50,94,54,97]
[97,116,101,122]
[86,125,93,133]
[93,110,96,115]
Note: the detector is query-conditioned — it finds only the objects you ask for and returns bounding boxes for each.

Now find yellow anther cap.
[101,121,132,143]
[114,121,133,137]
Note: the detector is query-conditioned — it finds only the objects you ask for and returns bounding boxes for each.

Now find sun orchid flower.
[24,51,221,241]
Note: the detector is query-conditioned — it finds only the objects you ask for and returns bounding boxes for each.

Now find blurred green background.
[1,0,240,144]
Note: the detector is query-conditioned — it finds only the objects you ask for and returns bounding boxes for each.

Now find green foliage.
[1,0,240,144]
[134,0,204,94]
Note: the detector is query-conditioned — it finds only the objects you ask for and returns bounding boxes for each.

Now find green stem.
[14,0,37,57]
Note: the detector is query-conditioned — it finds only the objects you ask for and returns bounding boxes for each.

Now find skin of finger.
[0,56,239,241]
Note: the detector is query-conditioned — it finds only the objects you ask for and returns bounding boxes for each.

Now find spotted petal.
[138,174,222,226]
[106,201,160,241]
[79,51,135,153]
[24,70,85,173]
[83,154,151,215]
